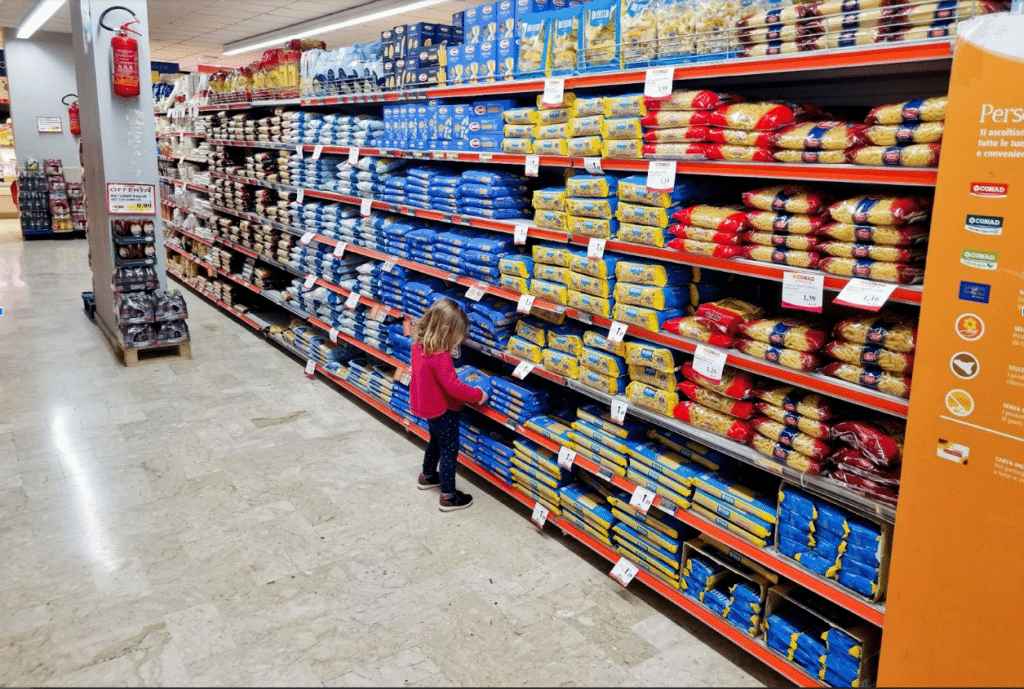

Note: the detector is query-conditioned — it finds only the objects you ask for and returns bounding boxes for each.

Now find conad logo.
[970,182,1008,197]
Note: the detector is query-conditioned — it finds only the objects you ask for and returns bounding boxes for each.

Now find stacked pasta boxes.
[512,438,573,510]
[558,478,618,547]
[690,472,778,549]
[568,403,645,477]
[682,534,776,635]
[619,428,706,510]
[822,311,917,401]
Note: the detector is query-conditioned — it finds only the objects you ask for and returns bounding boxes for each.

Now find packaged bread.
[694,298,765,336]
[663,316,737,348]
[848,143,941,168]
[677,380,756,419]
[818,241,927,263]
[743,245,822,269]
[821,361,912,398]
[750,433,823,473]
[707,102,825,131]
[773,149,851,164]
[742,185,834,215]
[643,126,712,143]
[567,216,616,239]
[672,401,753,443]
[866,97,948,124]
[749,417,831,459]
[617,222,668,247]
[833,311,917,353]
[566,115,604,138]
[625,381,680,417]
[756,384,839,421]
[865,121,944,146]
[770,121,868,150]
[819,257,925,284]
[642,142,712,160]
[755,402,832,440]
[667,238,744,258]
[624,342,679,373]
[502,138,535,154]
[735,338,823,372]
[746,210,828,235]
[742,231,820,251]
[682,360,758,400]
[668,225,744,244]
[641,110,712,129]
[702,144,776,163]
[824,340,915,374]
[704,128,774,147]
[603,94,647,118]
[820,222,929,245]
[672,205,749,232]
[566,136,604,157]
[738,318,827,353]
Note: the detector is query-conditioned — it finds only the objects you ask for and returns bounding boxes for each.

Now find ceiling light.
[222,0,449,56]
[16,0,68,39]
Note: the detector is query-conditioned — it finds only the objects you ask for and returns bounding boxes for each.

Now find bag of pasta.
[756,384,839,421]
[746,210,829,235]
[668,225,744,244]
[738,318,827,352]
[703,144,776,162]
[755,402,833,440]
[827,195,932,225]
[741,185,834,215]
[735,338,823,372]
[743,245,822,269]
[865,121,944,147]
[704,128,774,147]
[663,316,737,348]
[621,0,658,67]
[824,468,897,505]
[749,417,831,459]
[656,0,696,59]
[667,238,744,258]
[642,142,712,159]
[682,360,758,399]
[694,298,765,335]
[643,126,712,143]
[770,121,868,150]
[581,0,620,73]
[517,15,550,77]
[817,241,927,263]
[646,89,744,112]
[672,400,753,442]
[833,311,917,353]
[821,361,912,398]
[832,417,906,466]
[849,143,941,168]
[741,231,820,251]
[640,110,712,129]
[750,434,824,473]
[672,204,749,232]
[707,102,827,131]
[819,257,925,284]
[827,447,901,484]
[866,96,948,124]
[773,149,852,164]
[546,7,582,76]
[678,380,756,419]
[819,223,929,245]
[823,340,916,374]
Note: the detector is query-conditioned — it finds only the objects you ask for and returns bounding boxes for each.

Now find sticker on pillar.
[937,440,970,464]
[107,183,156,215]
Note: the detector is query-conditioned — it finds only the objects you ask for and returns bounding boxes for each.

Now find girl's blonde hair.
[415,298,470,356]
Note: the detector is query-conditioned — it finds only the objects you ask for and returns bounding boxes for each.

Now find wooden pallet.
[96,314,193,367]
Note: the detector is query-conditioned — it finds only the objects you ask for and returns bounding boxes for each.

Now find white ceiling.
[0,0,470,70]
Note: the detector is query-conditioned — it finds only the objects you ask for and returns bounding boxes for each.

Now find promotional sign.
[879,15,1024,687]
[36,117,63,133]
[106,183,156,215]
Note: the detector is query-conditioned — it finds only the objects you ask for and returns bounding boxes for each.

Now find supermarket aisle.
[0,219,780,687]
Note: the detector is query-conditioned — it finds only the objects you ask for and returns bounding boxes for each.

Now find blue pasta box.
[468,135,503,150]
[462,42,479,83]
[531,0,550,10]
[392,24,407,58]
[453,104,472,138]
[446,45,464,84]
[496,35,518,80]
[496,0,518,40]
[467,115,504,133]
[405,22,438,52]
[476,40,497,82]
[480,2,498,42]
[471,99,514,115]
[452,10,465,29]
[434,24,453,43]
[437,106,453,139]
[464,4,484,43]
[417,43,447,67]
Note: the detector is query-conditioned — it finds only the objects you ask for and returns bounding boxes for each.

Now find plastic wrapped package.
[668,225,744,244]
[568,290,614,318]
[743,245,822,269]
[756,384,839,421]
[533,187,567,211]
[663,316,737,348]
[537,122,569,139]
[643,126,712,143]
[534,263,571,284]
[736,338,823,372]
[866,97,948,124]
[817,241,927,263]
[773,149,851,164]
[749,417,831,459]
[566,115,605,138]
[704,128,773,146]
[621,0,659,67]
[617,175,708,208]
[612,303,682,332]
[647,89,744,112]
[642,142,712,159]
[742,185,834,215]
[682,360,758,400]
[624,342,679,372]
[502,138,535,154]
[629,364,680,391]
[831,417,906,466]
[738,40,803,58]
[617,222,669,247]
[667,238,744,257]
[568,216,617,239]
[571,97,606,118]
[708,102,825,131]
[770,121,868,150]
[823,340,915,374]
[505,108,540,124]
[819,257,925,284]
[677,380,756,418]
[703,144,776,162]
[566,197,619,219]
[755,402,832,440]
[741,231,820,251]
[615,259,692,286]
[568,272,615,298]
[673,400,753,442]
[672,204,748,232]
[821,361,912,398]
[579,368,629,394]
[603,94,647,118]
[583,329,628,356]
[738,318,827,352]
[534,209,567,231]
[693,298,765,336]
[601,139,644,158]
[581,0,621,72]
[626,381,680,417]
[750,433,823,473]
[543,348,581,379]
[546,7,582,76]
[531,279,570,304]
[616,202,677,228]
[745,210,828,235]
[819,222,929,245]
[848,143,941,168]
[602,117,644,139]
[641,110,712,128]
[534,138,570,156]
[737,3,814,28]
[824,469,897,505]
[537,108,572,125]
[834,312,919,353]
[865,121,945,146]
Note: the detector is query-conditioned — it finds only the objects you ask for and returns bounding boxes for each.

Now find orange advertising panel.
[879,15,1024,688]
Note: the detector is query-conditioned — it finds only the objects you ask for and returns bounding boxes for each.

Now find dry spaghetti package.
[703,144,776,163]
[534,209,567,231]
[615,260,690,286]
[746,210,828,235]
[750,434,822,473]
[743,245,822,269]
[601,139,643,159]
[504,123,537,138]
[628,365,679,392]
[626,381,680,417]
[568,290,614,318]
[822,361,912,398]
[602,117,644,140]
[532,244,574,267]
[819,257,925,284]
[612,303,682,332]
[536,107,572,125]
[534,263,571,284]
[625,342,679,372]
[849,143,942,168]
[832,417,906,466]
[738,318,827,353]
[738,3,814,28]
[580,346,628,377]
[742,185,834,215]
[774,149,851,165]
[708,102,823,131]
[672,401,753,443]
[566,115,604,138]
[672,205,748,232]
[504,107,539,124]
[616,202,676,228]
[566,197,619,220]
[568,271,615,298]
[736,338,822,372]
[749,417,830,459]
[646,90,744,112]
[756,384,838,421]
[818,241,927,263]
[531,279,570,305]
[771,121,868,150]
[506,335,544,363]
[614,282,680,311]
[583,329,628,356]
[500,274,530,292]
[834,311,917,353]
[663,316,737,348]
[516,319,547,347]
[866,97,948,124]
[566,136,604,157]
[669,238,745,258]
[536,122,569,139]
[704,128,774,147]
[820,222,929,245]
[668,225,744,245]
[641,110,712,129]
[755,402,832,440]
[502,138,535,154]
[533,187,567,211]
[579,368,628,395]
[643,126,713,144]
[642,143,712,160]
[603,94,647,118]
[617,176,684,208]
[694,298,765,336]
[533,138,570,156]
[827,195,932,225]
[566,174,619,198]
[570,253,616,279]
[567,216,616,239]
[542,348,581,379]
[677,380,756,419]
[742,231,820,251]
[865,121,945,146]
[682,361,758,400]
[824,340,915,374]
[571,97,605,118]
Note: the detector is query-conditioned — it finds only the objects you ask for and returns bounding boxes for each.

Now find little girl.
[410,298,488,512]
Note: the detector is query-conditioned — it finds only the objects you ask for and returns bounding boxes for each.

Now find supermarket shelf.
[157,131,206,138]
[159,176,211,194]
[159,154,209,164]
[207,139,296,151]
[168,268,269,332]
[165,223,214,247]
[161,200,214,222]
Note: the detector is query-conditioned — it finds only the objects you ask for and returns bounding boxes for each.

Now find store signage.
[36,117,63,133]
[106,183,155,215]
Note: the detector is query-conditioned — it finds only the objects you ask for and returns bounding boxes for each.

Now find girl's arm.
[432,353,485,404]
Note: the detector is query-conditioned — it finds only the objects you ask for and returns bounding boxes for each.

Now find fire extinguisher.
[62,94,80,135]
[99,6,141,98]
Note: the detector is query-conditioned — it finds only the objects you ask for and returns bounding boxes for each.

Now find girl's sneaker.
[439,490,473,512]
[417,473,440,490]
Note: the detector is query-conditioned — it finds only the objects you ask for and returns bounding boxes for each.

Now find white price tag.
[295,144,304,158]
[609,557,640,587]
[833,278,898,312]
[531,503,550,528]
[348,147,360,165]
[303,274,317,289]
[524,155,540,177]
[583,157,603,174]
[516,294,536,314]
[513,223,530,245]
[400,369,411,386]
[782,271,824,313]
[304,359,317,377]
[541,77,565,107]
[643,67,674,100]
[382,261,396,274]
[360,198,373,217]
[610,398,628,424]
[369,304,386,321]
[606,321,628,345]
[329,328,340,343]
[296,188,305,204]
[344,291,361,310]
[300,231,315,245]
[333,242,347,258]
[587,237,607,260]
[693,344,728,382]
[312,145,324,161]
[629,486,656,514]
[646,160,676,193]
[466,284,486,301]
[512,361,535,379]
[557,446,577,470]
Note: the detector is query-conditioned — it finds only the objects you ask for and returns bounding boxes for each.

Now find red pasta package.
[770,121,869,150]
[708,102,827,131]
[827,195,933,225]
[672,400,753,443]
[693,298,766,335]
[831,418,906,467]
[848,143,941,168]
[738,318,828,352]
[667,225,745,244]
[749,417,831,459]
[756,383,840,421]
[746,210,829,235]
[682,360,759,400]
[642,143,713,160]
[672,205,749,232]
[755,401,833,440]
[817,241,927,263]
[828,447,902,483]
[742,185,834,215]
[819,222,929,245]
[677,380,757,419]
[741,231,821,251]
[702,144,777,163]
[663,316,738,348]
[819,257,925,285]
[667,238,745,258]
[643,126,712,143]
[645,90,745,111]
[640,110,712,129]
[825,469,899,505]
[735,338,823,372]
[705,128,775,147]
[743,245,822,270]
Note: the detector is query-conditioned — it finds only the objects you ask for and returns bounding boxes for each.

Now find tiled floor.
[0,219,784,687]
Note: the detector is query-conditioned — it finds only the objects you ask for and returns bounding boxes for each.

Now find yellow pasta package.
[624,342,678,372]
[534,209,567,231]
[568,271,615,298]
[566,197,618,220]
[534,263,571,284]
[583,329,628,356]
[628,364,679,391]
[506,335,543,363]
[504,123,538,138]
[533,138,569,156]
[530,278,570,304]
[579,368,628,395]
[537,92,578,110]
[580,346,629,376]
[502,138,535,154]
[614,282,676,311]
[570,97,605,117]
[566,115,605,137]
[570,254,615,278]
[568,289,613,318]
[499,274,530,293]
[533,188,567,211]
[617,202,674,228]
[536,107,572,125]
[601,138,643,158]
[516,319,547,347]
[626,381,679,417]
[612,303,675,332]
[602,117,644,140]
[504,107,539,124]
[547,331,585,357]
[566,136,603,157]
[536,122,569,139]
[603,94,647,118]
[566,216,615,239]
[532,244,574,267]
[616,222,667,247]
[542,348,581,379]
